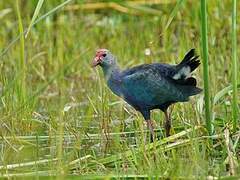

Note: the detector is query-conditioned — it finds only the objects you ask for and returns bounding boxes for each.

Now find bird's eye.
[102,53,106,57]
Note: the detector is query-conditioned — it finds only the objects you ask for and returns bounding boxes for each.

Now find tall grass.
[16,0,26,107]
[25,0,45,38]
[200,0,212,135]
[0,1,240,178]
[231,0,238,131]
[0,0,73,57]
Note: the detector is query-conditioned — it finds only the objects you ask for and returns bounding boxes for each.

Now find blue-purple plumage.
[92,49,202,121]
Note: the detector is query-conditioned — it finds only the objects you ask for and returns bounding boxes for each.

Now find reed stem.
[231,0,238,131]
[200,0,212,135]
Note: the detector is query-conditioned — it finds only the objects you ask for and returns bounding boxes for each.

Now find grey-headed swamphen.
[92,49,202,140]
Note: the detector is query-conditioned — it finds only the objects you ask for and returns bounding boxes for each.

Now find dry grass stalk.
[224,128,239,175]
[65,0,175,14]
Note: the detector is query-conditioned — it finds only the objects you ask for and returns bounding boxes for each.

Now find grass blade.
[25,0,45,38]
[16,0,26,105]
[213,84,240,105]
[200,0,212,135]
[164,0,185,32]
[0,158,58,170]
[231,0,238,131]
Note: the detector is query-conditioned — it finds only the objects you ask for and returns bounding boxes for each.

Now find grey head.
[92,49,121,96]
[92,49,117,69]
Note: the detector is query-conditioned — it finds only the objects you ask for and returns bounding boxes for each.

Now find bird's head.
[92,49,116,68]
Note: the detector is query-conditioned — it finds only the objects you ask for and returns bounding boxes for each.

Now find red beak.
[92,56,100,67]
[92,49,107,67]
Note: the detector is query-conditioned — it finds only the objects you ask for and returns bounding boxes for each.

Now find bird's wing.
[122,63,175,78]
[122,63,188,85]
[122,49,200,87]
[121,64,186,107]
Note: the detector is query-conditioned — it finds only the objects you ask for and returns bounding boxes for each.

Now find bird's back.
[120,64,187,110]
[118,49,201,111]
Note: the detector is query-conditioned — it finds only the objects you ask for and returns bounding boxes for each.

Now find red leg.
[146,119,155,142]
[164,110,171,137]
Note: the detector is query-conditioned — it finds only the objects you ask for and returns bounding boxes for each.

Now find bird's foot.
[164,110,171,137]
[146,120,157,142]
[165,122,171,137]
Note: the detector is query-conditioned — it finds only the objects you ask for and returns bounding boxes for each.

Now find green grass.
[0,0,240,179]
[231,0,238,132]
[200,0,212,135]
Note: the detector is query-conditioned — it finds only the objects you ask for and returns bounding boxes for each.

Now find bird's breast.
[107,78,122,97]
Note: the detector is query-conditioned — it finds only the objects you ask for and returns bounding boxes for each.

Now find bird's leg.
[164,110,171,137]
[146,119,155,142]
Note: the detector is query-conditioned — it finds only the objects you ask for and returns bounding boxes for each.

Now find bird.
[92,48,202,141]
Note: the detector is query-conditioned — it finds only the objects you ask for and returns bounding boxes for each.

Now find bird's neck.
[102,64,121,81]
[102,64,122,96]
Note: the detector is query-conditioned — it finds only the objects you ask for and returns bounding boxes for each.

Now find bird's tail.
[178,49,200,72]
[172,49,200,82]
[173,49,202,99]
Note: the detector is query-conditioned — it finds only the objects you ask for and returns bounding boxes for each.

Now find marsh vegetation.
[0,0,239,179]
